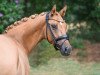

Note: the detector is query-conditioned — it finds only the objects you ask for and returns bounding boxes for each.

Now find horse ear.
[50,5,56,16]
[59,5,67,17]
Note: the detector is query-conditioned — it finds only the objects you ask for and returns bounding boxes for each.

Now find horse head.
[45,5,72,56]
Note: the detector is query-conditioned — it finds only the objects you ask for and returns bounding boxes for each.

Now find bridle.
[45,12,69,50]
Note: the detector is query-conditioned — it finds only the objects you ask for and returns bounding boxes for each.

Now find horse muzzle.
[54,35,72,56]
[60,44,72,56]
[54,43,72,56]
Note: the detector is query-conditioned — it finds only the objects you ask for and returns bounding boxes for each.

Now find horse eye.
[51,24,58,30]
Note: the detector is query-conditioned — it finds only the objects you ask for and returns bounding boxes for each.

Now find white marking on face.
[60,22,62,25]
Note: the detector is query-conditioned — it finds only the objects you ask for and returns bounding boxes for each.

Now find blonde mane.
[4,12,46,33]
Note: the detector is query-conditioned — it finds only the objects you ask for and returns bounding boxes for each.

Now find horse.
[0,5,72,75]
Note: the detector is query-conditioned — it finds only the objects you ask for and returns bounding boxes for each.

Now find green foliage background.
[0,0,100,41]
[0,0,100,67]
[0,0,24,33]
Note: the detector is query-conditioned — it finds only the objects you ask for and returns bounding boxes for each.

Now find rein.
[45,12,69,50]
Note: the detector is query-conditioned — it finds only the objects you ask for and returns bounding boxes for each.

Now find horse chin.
[60,50,70,56]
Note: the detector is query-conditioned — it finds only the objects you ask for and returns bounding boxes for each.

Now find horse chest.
[0,35,30,75]
[17,47,30,75]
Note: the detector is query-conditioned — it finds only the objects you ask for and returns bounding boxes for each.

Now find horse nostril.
[65,47,72,54]
[65,47,68,53]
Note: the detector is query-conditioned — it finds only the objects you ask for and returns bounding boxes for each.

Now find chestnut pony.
[0,5,72,75]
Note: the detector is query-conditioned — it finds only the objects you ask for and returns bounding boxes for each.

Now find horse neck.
[5,14,46,55]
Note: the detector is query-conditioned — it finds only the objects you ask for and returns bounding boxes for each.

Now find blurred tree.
[0,0,24,33]
[66,0,100,41]
[0,0,99,41]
